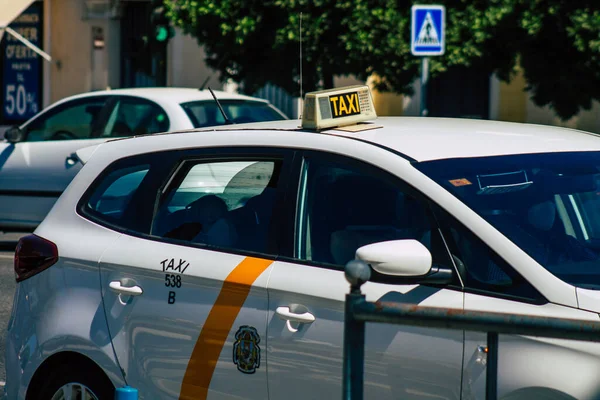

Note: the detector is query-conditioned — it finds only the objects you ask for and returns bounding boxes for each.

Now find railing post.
[486,332,499,400]
[343,260,371,400]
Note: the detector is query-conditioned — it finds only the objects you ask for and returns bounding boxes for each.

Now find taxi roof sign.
[301,85,377,130]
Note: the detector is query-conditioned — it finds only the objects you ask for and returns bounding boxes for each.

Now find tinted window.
[435,209,544,302]
[181,100,286,128]
[103,97,169,137]
[296,157,450,270]
[152,158,282,254]
[25,97,109,141]
[86,164,150,222]
[417,152,600,289]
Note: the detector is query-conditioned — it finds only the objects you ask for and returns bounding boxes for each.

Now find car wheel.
[35,367,114,400]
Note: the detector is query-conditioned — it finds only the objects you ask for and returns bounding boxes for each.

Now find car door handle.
[275,306,315,324]
[65,153,79,166]
[109,281,143,296]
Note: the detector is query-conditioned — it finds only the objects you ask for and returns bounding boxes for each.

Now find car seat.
[227,187,277,252]
[321,175,402,265]
[220,161,280,253]
[527,201,556,232]
[331,194,431,265]
[161,195,230,243]
[111,121,133,137]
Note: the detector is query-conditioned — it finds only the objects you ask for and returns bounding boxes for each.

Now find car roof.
[62,87,272,105]
[196,117,600,162]
[92,116,600,163]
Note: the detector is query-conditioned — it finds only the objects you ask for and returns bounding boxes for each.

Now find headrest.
[188,195,228,227]
[527,200,556,231]
[329,175,398,225]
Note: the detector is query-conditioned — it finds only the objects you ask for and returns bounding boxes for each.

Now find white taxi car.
[6,85,600,400]
[0,87,287,232]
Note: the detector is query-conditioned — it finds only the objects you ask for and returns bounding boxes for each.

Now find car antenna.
[208,86,234,125]
[299,12,303,119]
[199,76,211,91]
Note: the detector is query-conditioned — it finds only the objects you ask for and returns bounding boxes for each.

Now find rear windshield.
[181,100,287,128]
[416,152,600,289]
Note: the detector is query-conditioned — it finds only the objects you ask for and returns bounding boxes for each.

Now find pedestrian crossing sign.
[411,5,445,56]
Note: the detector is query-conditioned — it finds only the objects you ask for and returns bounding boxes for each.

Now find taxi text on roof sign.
[301,85,377,130]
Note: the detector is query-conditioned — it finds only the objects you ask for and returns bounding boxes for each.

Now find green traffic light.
[156,26,168,42]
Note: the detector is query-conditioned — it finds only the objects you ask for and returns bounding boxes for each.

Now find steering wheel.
[49,130,77,140]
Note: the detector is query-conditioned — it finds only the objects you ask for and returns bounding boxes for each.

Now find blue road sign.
[411,5,445,56]
[2,2,43,122]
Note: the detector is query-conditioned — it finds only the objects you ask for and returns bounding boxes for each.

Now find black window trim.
[78,146,296,260]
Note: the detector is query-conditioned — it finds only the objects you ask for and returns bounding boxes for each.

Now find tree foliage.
[165,0,600,120]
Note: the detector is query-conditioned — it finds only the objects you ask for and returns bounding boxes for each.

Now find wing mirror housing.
[355,239,453,285]
[4,126,24,143]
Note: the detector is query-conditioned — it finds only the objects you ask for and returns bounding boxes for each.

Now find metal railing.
[342,260,600,400]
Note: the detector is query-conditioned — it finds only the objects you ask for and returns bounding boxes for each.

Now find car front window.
[24,97,109,141]
[416,152,600,289]
[180,100,286,128]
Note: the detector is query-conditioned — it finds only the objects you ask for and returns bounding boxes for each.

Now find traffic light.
[150,1,175,44]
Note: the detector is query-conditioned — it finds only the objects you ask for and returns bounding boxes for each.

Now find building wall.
[526,96,600,134]
[495,65,600,134]
[47,5,220,105]
[364,75,406,117]
[497,68,527,124]
[49,0,120,103]
[168,29,221,90]
[43,0,51,108]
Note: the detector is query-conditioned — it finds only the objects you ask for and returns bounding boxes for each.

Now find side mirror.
[356,239,432,277]
[4,126,24,143]
[356,239,454,285]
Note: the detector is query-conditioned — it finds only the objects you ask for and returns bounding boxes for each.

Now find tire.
[34,366,114,400]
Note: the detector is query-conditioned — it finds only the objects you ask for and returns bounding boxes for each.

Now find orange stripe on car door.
[179,257,274,400]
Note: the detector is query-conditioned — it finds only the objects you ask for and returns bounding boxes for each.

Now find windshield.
[416,152,600,289]
[181,100,286,128]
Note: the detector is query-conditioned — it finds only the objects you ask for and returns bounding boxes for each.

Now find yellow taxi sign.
[301,85,377,130]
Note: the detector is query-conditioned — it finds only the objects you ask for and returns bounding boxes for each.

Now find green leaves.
[164,0,600,120]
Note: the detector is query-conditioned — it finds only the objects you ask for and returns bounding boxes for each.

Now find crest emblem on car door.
[233,325,261,374]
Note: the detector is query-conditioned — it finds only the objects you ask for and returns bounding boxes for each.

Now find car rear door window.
[152,157,284,255]
[86,164,150,223]
[102,96,169,137]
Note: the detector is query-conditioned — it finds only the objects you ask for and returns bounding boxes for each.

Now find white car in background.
[0,87,287,231]
[7,85,600,400]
